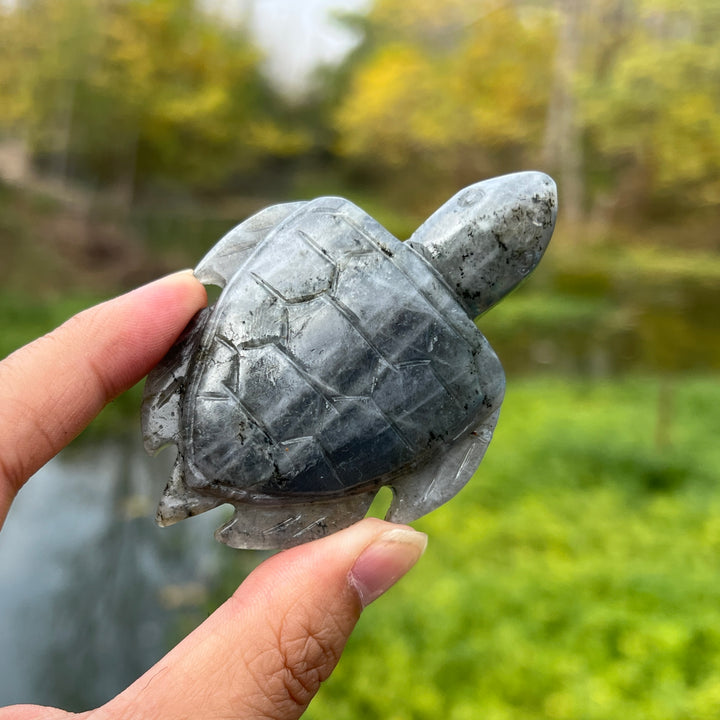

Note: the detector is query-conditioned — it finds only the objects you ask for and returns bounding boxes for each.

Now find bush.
[307,376,720,720]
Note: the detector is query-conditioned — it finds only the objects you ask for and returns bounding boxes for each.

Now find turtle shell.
[180,197,501,502]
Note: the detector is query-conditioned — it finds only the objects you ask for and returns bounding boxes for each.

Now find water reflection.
[0,437,261,711]
[482,270,720,376]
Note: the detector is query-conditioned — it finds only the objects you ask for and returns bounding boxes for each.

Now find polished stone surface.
[142,172,557,549]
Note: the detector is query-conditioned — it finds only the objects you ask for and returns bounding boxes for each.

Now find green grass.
[305,375,720,720]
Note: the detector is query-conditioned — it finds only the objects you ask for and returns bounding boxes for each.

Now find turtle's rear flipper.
[195,202,306,287]
[215,492,378,550]
[386,408,501,524]
[156,456,226,525]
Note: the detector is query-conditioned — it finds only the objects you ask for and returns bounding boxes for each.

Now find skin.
[0,271,427,720]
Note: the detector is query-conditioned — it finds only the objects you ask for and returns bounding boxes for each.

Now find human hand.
[0,271,427,720]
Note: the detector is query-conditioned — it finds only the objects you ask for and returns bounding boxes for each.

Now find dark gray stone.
[142,171,557,549]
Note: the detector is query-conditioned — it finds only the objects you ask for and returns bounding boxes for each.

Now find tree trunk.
[542,0,584,224]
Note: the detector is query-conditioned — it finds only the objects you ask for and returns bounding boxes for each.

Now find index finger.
[0,271,206,526]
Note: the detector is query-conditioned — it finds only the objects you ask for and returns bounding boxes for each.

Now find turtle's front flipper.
[143,306,228,525]
[141,306,211,454]
[195,201,306,287]
[215,492,378,550]
[386,408,501,524]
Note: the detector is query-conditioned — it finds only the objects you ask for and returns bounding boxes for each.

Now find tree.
[542,0,584,224]
[579,0,720,216]
[329,0,556,207]
[0,0,308,197]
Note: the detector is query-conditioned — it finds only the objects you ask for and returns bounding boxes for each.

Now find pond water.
[482,269,720,376]
[0,439,261,711]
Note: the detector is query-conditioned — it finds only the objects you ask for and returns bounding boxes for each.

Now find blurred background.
[1,0,719,717]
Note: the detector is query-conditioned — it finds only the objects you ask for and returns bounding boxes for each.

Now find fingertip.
[98,519,428,720]
[108,270,207,359]
[0,269,209,503]
[140,269,208,316]
[245,518,428,612]
[347,524,428,608]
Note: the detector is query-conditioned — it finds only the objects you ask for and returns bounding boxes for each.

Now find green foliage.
[306,376,720,720]
[0,289,97,360]
[331,0,555,206]
[325,0,720,219]
[0,0,307,193]
[580,0,720,211]
[3,0,720,219]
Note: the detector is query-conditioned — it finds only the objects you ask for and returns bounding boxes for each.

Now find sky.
[208,0,372,95]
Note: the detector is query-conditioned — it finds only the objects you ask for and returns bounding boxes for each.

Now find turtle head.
[407,171,557,318]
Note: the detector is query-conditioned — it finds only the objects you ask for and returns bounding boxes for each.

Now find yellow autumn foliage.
[334,0,555,187]
[0,0,277,189]
[335,44,453,164]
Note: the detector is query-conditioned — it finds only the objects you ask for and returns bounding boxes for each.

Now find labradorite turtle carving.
[142,172,557,549]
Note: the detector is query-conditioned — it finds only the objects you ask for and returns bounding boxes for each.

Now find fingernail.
[144,269,196,288]
[349,527,428,608]
[158,269,201,286]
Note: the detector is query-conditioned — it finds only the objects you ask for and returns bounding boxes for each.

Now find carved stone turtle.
[142,171,557,549]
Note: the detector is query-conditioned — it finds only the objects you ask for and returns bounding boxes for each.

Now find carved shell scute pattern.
[182,200,495,499]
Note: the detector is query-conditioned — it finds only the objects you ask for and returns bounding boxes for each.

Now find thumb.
[96,518,427,720]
